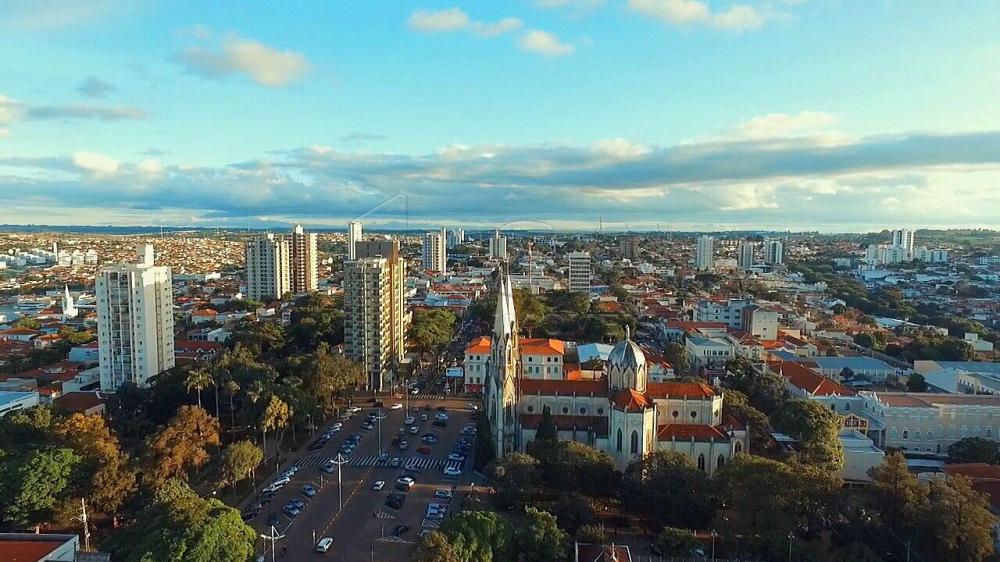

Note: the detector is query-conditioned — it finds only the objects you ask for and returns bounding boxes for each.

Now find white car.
[443,466,462,476]
[389,403,404,410]
[347,406,362,414]
[263,477,290,492]
[411,388,420,395]
[404,416,415,425]
[372,480,386,491]
[396,476,415,489]
[315,537,334,553]
[435,489,454,499]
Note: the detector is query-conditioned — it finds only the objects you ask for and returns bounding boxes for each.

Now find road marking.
[317,463,375,536]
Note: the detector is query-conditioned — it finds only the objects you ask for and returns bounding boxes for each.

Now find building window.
[579,407,587,415]
[526,406,534,413]
[597,408,604,416]
[630,431,639,455]
[717,455,725,470]
[561,407,569,415]
[914,430,921,440]
[697,454,705,471]
[902,430,908,440]
[690,411,698,419]
[672,410,679,419]
[616,429,623,452]
[735,441,743,454]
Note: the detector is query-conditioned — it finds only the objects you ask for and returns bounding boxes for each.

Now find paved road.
[249,397,478,561]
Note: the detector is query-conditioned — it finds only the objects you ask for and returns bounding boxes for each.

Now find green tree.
[219,440,263,490]
[104,479,257,562]
[948,437,1000,464]
[441,510,514,562]
[412,531,460,562]
[867,452,927,531]
[575,524,608,544]
[655,527,701,557]
[145,405,221,486]
[260,394,290,465]
[724,358,788,414]
[622,451,714,529]
[491,453,539,508]
[185,368,214,410]
[534,406,557,441]
[770,399,844,471]
[551,492,595,533]
[723,392,771,453]
[529,441,619,497]
[514,289,550,338]
[474,412,495,471]
[663,342,689,375]
[716,455,797,540]
[923,475,998,562]
[906,373,928,392]
[0,447,81,528]
[833,543,884,562]
[517,507,568,562]
[294,343,365,412]
[410,308,457,363]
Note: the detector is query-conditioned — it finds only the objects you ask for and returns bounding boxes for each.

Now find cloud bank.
[175,36,310,87]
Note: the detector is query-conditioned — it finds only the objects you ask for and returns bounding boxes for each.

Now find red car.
[417,446,432,456]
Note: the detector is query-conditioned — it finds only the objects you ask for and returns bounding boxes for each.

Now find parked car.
[398,440,409,451]
[301,484,317,497]
[432,419,448,427]
[420,413,429,421]
[448,453,466,462]
[372,480,386,491]
[315,537,334,553]
[404,416,415,425]
[389,403,403,410]
[443,466,462,476]
[409,425,419,434]
[434,489,454,499]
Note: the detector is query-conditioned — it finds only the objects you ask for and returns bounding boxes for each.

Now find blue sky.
[1,0,998,231]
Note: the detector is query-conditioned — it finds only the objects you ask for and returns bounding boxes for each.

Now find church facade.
[481,267,747,476]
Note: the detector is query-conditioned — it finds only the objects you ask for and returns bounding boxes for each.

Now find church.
[481,267,747,476]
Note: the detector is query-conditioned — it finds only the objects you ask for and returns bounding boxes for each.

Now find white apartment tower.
[891,228,915,258]
[96,244,174,392]
[567,251,592,294]
[421,228,447,273]
[489,230,507,260]
[447,228,465,249]
[695,236,715,271]
[347,221,363,260]
[765,240,784,265]
[289,224,317,294]
[344,248,406,392]
[245,233,290,301]
[737,241,757,270]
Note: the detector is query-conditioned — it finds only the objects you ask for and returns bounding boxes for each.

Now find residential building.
[489,230,507,260]
[694,298,754,329]
[737,241,756,269]
[695,235,714,271]
[484,268,746,473]
[0,533,85,562]
[765,239,784,265]
[0,390,39,418]
[344,249,406,392]
[567,251,591,293]
[861,392,1000,454]
[96,244,175,391]
[891,228,915,258]
[740,305,779,341]
[619,236,639,261]
[447,228,465,249]
[289,224,317,294]
[347,221,362,260]
[245,233,290,300]
[685,335,734,370]
[913,246,949,263]
[421,229,447,273]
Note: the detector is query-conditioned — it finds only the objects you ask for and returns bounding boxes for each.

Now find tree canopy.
[770,399,844,471]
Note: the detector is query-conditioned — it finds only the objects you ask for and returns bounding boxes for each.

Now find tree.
[53,413,136,517]
[663,342,689,375]
[412,531,460,562]
[575,524,608,544]
[491,453,539,508]
[293,344,365,412]
[622,451,714,529]
[770,399,844,471]
[833,543,884,562]
[716,455,797,540]
[185,368,215,410]
[867,452,927,531]
[551,492,595,533]
[535,406,557,441]
[104,479,257,562]
[260,395,290,464]
[145,405,221,486]
[923,475,998,562]
[441,510,513,562]
[517,508,568,562]
[723,393,770,453]
[0,447,81,528]
[906,373,928,392]
[529,441,619,498]
[787,462,844,538]
[655,527,701,557]
[410,308,457,362]
[948,437,1000,464]
[219,440,263,490]
[473,412,495,471]
[724,359,788,414]
[514,289,550,338]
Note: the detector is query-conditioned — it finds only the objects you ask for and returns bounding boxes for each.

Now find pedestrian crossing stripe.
[375,510,396,519]
[293,455,447,470]
[421,518,441,529]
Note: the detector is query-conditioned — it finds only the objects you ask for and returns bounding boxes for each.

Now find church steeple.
[62,284,78,320]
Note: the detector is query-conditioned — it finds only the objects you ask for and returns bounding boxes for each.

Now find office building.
[737,241,757,270]
[245,233,290,300]
[347,221,362,260]
[489,230,507,260]
[619,236,639,261]
[695,236,714,271]
[765,240,784,265]
[421,228,447,273]
[96,245,174,392]
[289,224,317,294]
[567,251,591,293]
[344,247,406,392]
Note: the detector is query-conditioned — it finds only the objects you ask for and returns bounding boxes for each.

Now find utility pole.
[74,498,91,551]
[331,453,349,512]
[376,410,387,455]
[259,526,285,562]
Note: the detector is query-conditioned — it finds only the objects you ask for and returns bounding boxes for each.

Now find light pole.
[710,529,717,562]
[331,453,348,512]
[376,409,387,455]
[787,532,793,562]
[259,526,285,562]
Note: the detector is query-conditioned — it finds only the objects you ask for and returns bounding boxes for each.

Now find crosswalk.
[293,454,450,470]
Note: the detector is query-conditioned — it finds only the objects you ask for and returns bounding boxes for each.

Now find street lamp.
[711,529,717,562]
[375,409,387,455]
[787,532,794,562]
[259,526,285,562]
[330,453,349,512]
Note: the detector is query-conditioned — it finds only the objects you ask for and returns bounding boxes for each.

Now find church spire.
[493,261,517,341]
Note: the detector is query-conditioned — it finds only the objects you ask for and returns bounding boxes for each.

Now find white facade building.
[695,236,714,271]
[891,228,915,258]
[347,221,363,261]
[421,229,447,273]
[489,230,507,260]
[289,224,317,294]
[567,252,591,294]
[737,241,757,270]
[245,233,290,301]
[344,254,407,392]
[765,240,784,265]
[861,391,1000,455]
[96,245,175,392]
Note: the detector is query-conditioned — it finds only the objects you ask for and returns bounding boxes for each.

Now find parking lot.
[246,397,479,561]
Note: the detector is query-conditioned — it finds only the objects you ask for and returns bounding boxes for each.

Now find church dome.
[607,339,646,373]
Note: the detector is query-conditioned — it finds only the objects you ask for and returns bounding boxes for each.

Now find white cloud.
[533,0,605,10]
[408,8,523,37]
[176,36,310,87]
[178,24,213,40]
[0,95,19,124]
[136,159,164,175]
[0,128,8,139]
[72,152,119,175]
[627,0,765,31]
[591,138,651,159]
[518,30,575,56]
[733,111,838,139]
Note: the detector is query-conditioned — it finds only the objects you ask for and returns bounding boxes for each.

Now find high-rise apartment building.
[619,236,639,261]
[737,241,757,270]
[347,221,363,260]
[289,224,317,294]
[890,228,914,258]
[695,236,715,271]
[489,230,507,260]
[421,228,447,273]
[344,243,406,391]
[567,251,591,293]
[245,233,290,301]
[447,228,465,249]
[765,240,784,265]
[96,244,174,391]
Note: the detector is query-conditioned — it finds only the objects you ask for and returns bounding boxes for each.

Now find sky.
[1,0,999,232]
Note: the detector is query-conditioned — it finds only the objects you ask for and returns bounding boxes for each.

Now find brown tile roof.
[944,463,1000,480]
[0,540,65,561]
[778,361,855,397]
[54,391,106,414]
[657,423,730,441]
[645,381,715,399]
[521,377,608,397]
[611,388,653,412]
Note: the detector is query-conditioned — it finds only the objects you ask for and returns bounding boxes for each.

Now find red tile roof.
[521,377,608,397]
[945,463,1000,480]
[0,540,65,561]
[777,362,855,396]
[611,388,653,412]
[657,424,730,441]
[520,338,566,356]
[646,381,715,399]
[54,391,106,414]
[465,336,491,354]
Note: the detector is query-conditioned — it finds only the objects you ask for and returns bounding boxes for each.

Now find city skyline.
[2,1,999,230]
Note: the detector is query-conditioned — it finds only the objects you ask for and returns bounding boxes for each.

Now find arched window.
[616,429,623,452]
[735,441,743,454]
[697,454,705,471]
[717,455,725,469]
[630,431,639,455]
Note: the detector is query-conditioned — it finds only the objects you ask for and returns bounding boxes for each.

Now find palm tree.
[261,395,290,474]
[225,379,240,429]
[185,368,214,410]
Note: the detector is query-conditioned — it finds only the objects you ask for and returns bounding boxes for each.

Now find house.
[53,391,107,416]
[0,391,39,418]
[0,327,40,342]
[574,542,633,562]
